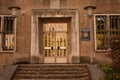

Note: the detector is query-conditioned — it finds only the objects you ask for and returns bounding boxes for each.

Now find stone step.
[12,64,91,80]
[13,78,90,80]
[16,70,88,74]
[14,74,89,79]
[18,66,86,69]
[17,65,85,69]
[19,64,86,66]
[15,72,89,77]
[17,67,87,71]
[18,64,86,68]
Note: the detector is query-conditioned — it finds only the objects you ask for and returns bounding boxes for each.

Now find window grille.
[0,17,1,49]
[0,17,1,33]
[0,16,14,51]
[95,14,120,51]
[96,16,107,50]
[110,16,120,38]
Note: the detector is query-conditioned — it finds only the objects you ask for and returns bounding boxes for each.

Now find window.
[95,14,120,51]
[0,16,14,51]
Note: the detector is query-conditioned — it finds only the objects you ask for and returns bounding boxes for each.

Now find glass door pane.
[56,33,67,57]
[44,32,55,57]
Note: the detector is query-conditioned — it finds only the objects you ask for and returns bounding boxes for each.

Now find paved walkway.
[0,65,18,80]
[87,64,105,80]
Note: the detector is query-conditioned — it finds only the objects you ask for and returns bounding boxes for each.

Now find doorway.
[31,9,80,63]
[43,21,68,63]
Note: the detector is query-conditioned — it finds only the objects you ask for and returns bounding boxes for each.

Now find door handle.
[51,47,53,49]
[57,47,60,49]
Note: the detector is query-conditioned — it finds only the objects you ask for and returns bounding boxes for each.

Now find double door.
[43,23,68,63]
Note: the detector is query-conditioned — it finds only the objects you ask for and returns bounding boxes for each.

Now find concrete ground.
[87,64,105,80]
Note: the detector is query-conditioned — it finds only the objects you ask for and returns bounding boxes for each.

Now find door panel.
[44,32,55,63]
[56,33,67,57]
[43,23,68,63]
[44,33,55,57]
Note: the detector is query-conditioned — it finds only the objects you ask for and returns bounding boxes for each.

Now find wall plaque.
[81,28,90,41]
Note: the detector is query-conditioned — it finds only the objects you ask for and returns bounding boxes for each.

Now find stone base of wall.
[13,57,30,64]
[80,56,91,63]
[72,56,80,63]
[31,56,39,63]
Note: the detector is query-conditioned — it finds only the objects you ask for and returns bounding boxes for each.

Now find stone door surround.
[31,9,80,63]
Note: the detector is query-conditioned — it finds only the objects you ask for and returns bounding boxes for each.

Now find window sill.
[95,49,111,53]
[0,50,14,53]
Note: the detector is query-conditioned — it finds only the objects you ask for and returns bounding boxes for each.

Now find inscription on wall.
[32,9,77,17]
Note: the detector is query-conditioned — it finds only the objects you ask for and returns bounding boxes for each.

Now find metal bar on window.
[103,16,107,49]
[99,16,102,49]
[111,16,114,38]
[3,17,7,49]
[117,16,119,36]
[96,16,107,50]
[114,16,117,37]
[0,17,1,49]
[118,16,120,35]
[11,18,14,33]
[4,17,7,34]
[117,16,120,36]
[106,15,111,49]
[0,17,1,33]
[8,17,10,34]
[3,17,14,50]
[110,16,113,38]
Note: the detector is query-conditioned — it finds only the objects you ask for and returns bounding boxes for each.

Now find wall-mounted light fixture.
[84,6,96,18]
[84,6,96,64]
[8,5,21,16]
[8,5,21,53]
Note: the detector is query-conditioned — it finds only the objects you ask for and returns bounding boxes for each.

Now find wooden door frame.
[40,18,70,63]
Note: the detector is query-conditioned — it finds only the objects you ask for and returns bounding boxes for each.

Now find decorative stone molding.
[32,9,77,17]
[31,9,80,63]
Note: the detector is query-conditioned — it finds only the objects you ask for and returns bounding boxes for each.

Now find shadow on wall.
[80,56,91,63]
[13,57,30,64]
[80,56,105,64]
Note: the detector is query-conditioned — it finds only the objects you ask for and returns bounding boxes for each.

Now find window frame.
[94,14,120,52]
[0,15,16,52]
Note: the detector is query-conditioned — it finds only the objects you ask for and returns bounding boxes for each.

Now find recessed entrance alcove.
[31,9,80,63]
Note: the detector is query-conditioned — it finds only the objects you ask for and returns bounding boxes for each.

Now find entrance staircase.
[11,64,91,80]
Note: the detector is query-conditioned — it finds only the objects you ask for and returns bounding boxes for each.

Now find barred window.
[95,14,120,51]
[0,17,1,49]
[0,17,1,32]
[110,16,120,38]
[0,16,14,51]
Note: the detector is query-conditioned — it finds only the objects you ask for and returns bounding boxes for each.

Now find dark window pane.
[110,15,120,38]
[4,17,14,34]
[95,15,120,50]
[0,17,1,33]
[3,17,14,50]
[96,16,107,50]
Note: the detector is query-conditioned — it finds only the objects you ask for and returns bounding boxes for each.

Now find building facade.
[0,0,120,70]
